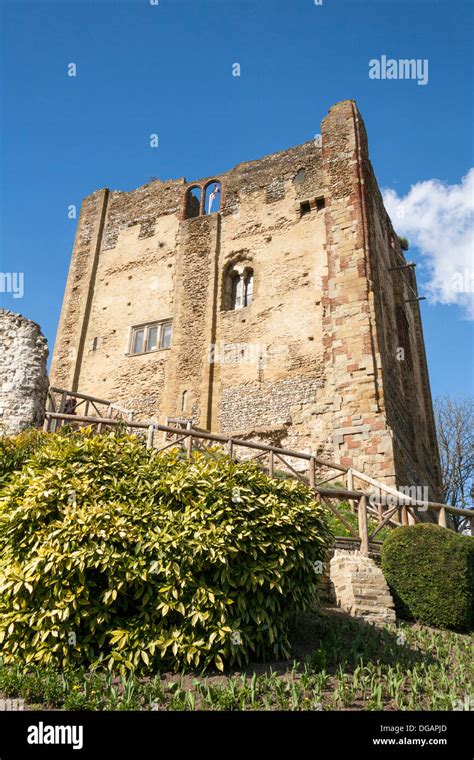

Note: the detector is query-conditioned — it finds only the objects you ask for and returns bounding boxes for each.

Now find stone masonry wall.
[362,161,442,498]
[0,310,49,435]
[50,100,442,496]
[329,550,396,626]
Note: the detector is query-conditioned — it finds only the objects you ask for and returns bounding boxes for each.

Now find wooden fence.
[43,388,474,552]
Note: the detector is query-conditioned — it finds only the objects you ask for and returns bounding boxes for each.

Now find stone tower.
[0,310,49,435]
[50,100,442,498]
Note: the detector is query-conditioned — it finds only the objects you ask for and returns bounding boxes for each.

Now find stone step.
[329,549,396,626]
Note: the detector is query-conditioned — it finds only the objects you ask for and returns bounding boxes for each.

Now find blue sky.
[0,0,472,400]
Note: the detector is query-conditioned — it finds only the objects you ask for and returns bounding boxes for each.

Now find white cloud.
[382,170,474,319]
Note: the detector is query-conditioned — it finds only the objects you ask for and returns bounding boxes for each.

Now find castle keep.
[50,100,442,498]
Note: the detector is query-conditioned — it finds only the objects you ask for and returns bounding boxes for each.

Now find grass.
[1,609,471,711]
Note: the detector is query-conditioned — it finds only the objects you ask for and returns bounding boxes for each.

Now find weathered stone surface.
[50,99,442,499]
[329,549,396,626]
[0,698,25,711]
[0,310,49,435]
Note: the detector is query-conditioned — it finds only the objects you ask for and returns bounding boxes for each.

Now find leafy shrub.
[0,430,332,672]
[0,429,46,492]
[381,524,474,631]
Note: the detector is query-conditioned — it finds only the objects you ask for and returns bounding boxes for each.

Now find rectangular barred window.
[129,320,172,355]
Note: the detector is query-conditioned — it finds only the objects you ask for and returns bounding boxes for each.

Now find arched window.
[181,390,188,413]
[205,181,221,214]
[228,267,254,310]
[184,186,201,219]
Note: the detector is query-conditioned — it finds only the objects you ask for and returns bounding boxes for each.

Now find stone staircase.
[327,550,396,626]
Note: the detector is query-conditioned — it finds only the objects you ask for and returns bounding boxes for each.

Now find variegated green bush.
[0,430,332,672]
[0,429,46,492]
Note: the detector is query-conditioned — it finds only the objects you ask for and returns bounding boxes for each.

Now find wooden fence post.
[358,495,369,556]
[43,393,52,432]
[227,438,234,459]
[146,424,155,450]
[347,468,354,512]
[56,391,67,432]
[438,506,447,528]
[186,427,193,458]
[268,450,274,478]
[309,456,316,488]
[378,487,384,523]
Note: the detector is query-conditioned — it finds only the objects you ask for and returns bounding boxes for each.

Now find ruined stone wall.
[0,310,49,435]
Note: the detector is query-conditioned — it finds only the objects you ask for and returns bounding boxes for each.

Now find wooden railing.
[45,387,135,433]
[43,388,474,550]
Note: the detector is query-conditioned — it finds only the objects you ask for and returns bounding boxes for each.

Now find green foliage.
[323,498,391,542]
[0,429,46,492]
[0,617,472,711]
[397,235,409,251]
[381,524,474,631]
[0,430,332,673]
